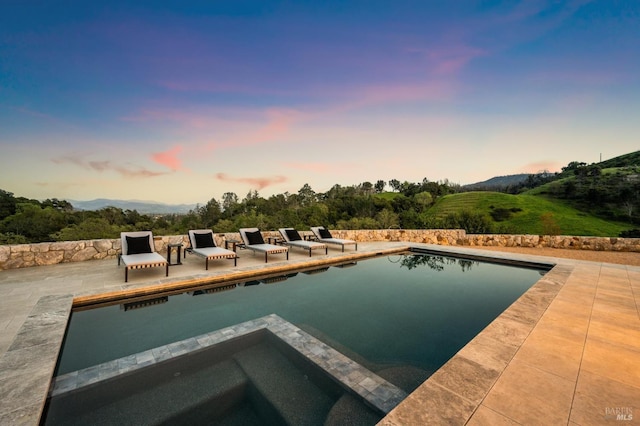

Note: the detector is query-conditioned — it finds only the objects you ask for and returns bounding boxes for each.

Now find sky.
[1,1,639,205]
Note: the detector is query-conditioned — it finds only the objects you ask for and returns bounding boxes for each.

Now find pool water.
[44,330,385,425]
[56,252,546,382]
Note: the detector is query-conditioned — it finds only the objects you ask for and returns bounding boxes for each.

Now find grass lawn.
[428,192,632,236]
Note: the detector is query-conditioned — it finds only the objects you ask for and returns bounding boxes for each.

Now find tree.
[98,207,126,226]
[561,161,587,175]
[1,204,66,242]
[389,179,401,192]
[360,181,374,195]
[563,181,577,198]
[374,180,386,193]
[42,198,74,212]
[0,189,17,220]
[243,189,260,202]
[199,198,222,227]
[124,209,146,226]
[297,183,316,206]
[221,192,239,217]
[413,192,433,212]
[442,210,493,234]
[376,209,399,228]
[622,200,634,221]
[51,218,117,241]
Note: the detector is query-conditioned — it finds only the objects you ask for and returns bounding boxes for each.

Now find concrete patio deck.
[0,242,638,425]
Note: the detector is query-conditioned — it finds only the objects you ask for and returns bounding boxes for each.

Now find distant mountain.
[461,150,640,192]
[69,199,198,214]
[462,174,531,190]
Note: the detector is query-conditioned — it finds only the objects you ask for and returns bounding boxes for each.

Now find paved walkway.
[0,243,638,425]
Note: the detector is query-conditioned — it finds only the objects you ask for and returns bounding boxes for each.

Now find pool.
[44,322,391,425]
[45,250,549,424]
[56,251,546,376]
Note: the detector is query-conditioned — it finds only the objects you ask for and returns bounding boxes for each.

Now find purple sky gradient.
[1,1,639,204]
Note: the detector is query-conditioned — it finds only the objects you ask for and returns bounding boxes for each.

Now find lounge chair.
[238,228,289,263]
[310,227,357,252]
[186,229,237,270]
[278,228,327,257]
[118,231,169,282]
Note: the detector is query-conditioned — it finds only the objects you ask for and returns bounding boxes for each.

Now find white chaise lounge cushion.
[278,228,327,252]
[310,227,357,251]
[238,228,288,263]
[119,231,168,282]
[187,229,237,269]
[239,228,287,253]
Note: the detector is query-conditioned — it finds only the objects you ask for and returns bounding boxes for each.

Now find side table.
[267,236,284,245]
[167,243,183,266]
[225,239,245,252]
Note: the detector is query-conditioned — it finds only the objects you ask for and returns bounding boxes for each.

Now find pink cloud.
[215,173,288,190]
[116,167,167,178]
[87,160,112,172]
[243,109,297,143]
[152,145,183,171]
[204,108,304,151]
[52,156,167,178]
[122,106,305,153]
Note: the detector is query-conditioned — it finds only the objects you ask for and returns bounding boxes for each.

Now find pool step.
[233,342,336,425]
[43,359,250,425]
[325,393,383,426]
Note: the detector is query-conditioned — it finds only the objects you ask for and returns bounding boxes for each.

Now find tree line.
[0,179,466,244]
[2,153,638,244]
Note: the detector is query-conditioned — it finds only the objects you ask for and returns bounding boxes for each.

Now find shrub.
[619,229,640,238]
[490,208,513,221]
[540,212,561,235]
[444,210,493,234]
[0,232,28,244]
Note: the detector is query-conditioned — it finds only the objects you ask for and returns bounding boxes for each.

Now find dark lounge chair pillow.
[126,235,152,255]
[318,228,332,239]
[246,230,265,245]
[194,232,215,248]
[285,229,302,241]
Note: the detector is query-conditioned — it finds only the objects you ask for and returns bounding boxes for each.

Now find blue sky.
[1,1,639,204]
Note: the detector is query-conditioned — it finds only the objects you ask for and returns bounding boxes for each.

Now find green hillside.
[428,191,632,236]
[526,166,639,196]
[598,150,640,168]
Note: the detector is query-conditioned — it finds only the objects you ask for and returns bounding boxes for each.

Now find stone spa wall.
[0,229,638,271]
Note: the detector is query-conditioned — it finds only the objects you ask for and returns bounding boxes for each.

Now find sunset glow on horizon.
[1,1,639,204]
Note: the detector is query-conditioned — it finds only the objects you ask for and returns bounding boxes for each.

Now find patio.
[0,242,638,425]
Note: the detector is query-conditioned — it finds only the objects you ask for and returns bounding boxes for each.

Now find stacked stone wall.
[0,230,638,271]
[463,233,640,251]
[0,235,187,271]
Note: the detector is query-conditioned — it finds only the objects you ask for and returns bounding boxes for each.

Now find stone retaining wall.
[0,229,638,271]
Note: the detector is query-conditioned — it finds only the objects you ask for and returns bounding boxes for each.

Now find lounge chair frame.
[118,231,169,282]
[186,230,237,270]
[310,227,358,252]
[278,228,327,257]
[238,228,289,263]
